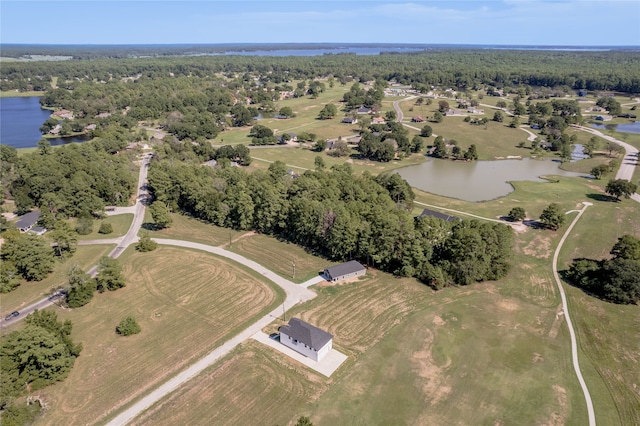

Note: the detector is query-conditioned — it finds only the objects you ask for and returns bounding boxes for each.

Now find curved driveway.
[552,202,596,426]
[105,238,316,426]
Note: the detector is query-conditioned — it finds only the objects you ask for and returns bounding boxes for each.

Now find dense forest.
[2,49,640,93]
[148,139,513,288]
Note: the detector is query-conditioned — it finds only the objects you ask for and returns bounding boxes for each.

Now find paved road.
[571,125,640,203]
[551,202,596,426]
[1,153,153,329]
[104,238,316,426]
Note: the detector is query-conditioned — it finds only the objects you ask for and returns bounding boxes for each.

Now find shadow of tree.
[586,193,616,202]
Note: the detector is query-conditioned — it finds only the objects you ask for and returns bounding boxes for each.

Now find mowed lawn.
[247,146,426,176]
[35,246,283,426]
[142,211,245,246]
[228,233,335,283]
[0,244,115,320]
[75,213,134,240]
[123,263,587,425]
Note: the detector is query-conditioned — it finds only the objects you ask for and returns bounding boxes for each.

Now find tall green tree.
[605,179,638,200]
[540,203,565,230]
[149,201,172,229]
[94,256,125,292]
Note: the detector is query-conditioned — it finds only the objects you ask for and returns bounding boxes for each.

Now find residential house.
[411,116,425,123]
[371,117,385,124]
[419,208,459,223]
[279,318,333,362]
[324,260,366,283]
[51,109,74,119]
[278,133,298,144]
[16,211,42,233]
[342,117,358,124]
[467,107,484,114]
[357,106,372,114]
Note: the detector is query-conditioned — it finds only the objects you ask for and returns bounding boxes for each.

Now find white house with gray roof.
[279,318,333,362]
[324,260,366,283]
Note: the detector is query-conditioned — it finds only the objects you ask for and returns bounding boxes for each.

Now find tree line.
[2,49,640,93]
[148,160,513,288]
[567,235,640,304]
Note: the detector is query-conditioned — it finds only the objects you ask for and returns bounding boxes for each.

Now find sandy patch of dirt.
[522,234,553,258]
[533,353,545,363]
[432,315,446,326]
[411,329,452,406]
[541,385,568,426]
[497,299,519,311]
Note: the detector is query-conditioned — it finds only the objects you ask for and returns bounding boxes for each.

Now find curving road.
[104,239,317,426]
[1,152,153,328]
[552,202,596,426]
[570,125,639,203]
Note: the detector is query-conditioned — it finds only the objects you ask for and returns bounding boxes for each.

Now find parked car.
[4,311,20,321]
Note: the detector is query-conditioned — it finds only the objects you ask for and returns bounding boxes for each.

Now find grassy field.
[0,244,114,320]
[228,233,336,283]
[74,214,134,240]
[142,211,245,246]
[246,145,426,175]
[212,83,354,146]
[34,246,283,426]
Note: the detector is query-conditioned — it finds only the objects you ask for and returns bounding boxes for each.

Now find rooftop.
[325,260,366,278]
[16,210,41,229]
[420,208,459,222]
[279,318,333,351]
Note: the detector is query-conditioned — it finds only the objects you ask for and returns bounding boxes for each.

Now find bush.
[116,316,141,336]
[136,234,157,252]
[98,222,113,234]
[75,216,93,235]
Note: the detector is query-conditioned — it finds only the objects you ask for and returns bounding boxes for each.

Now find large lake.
[396,158,584,202]
[0,96,87,148]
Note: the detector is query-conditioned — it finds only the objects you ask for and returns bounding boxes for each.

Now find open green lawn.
[228,233,336,283]
[0,244,114,322]
[74,214,134,240]
[212,83,354,145]
[246,146,426,175]
[34,246,283,426]
[142,211,245,246]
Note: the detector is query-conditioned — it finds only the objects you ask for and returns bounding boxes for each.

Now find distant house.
[49,124,62,135]
[16,211,42,233]
[278,133,298,144]
[84,123,97,131]
[577,89,588,97]
[279,318,333,362]
[349,135,362,144]
[420,208,459,223]
[342,117,358,124]
[324,260,366,283]
[51,109,74,119]
[95,112,112,119]
[467,107,484,114]
[371,116,385,124]
[412,115,425,123]
[530,124,541,130]
[357,106,372,114]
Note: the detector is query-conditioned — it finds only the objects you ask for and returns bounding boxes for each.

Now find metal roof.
[325,260,366,279]
[420,208,458,223]
[280,318,333,351]
[16,211,40,229]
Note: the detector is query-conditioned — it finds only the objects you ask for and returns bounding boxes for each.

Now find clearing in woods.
[34,246,283,426]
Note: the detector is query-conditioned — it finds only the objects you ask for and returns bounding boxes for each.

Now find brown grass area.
[285,271,429,354]
[144,212,244,246]
[35,247,279,426]
[130,341,327,426]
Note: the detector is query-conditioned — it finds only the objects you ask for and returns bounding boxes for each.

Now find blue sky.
[1,1,639,46]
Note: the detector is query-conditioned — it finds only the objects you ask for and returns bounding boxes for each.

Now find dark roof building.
[16,211,41,233]
[279,318,334,361]
[420,208,459,223]
[324,260,366,282]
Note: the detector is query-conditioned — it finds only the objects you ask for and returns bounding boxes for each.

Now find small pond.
[591,121,640,134]
[396,158,584,202]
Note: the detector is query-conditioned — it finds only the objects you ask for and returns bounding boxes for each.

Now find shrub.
[116,316,141,336]
[98,222,113,234]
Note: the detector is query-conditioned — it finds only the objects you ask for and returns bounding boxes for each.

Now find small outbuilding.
[279,318,333,362]
[324,260,366,283]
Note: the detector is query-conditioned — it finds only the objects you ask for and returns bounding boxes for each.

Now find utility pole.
[282,302,286,322]
[292,260,296,280]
